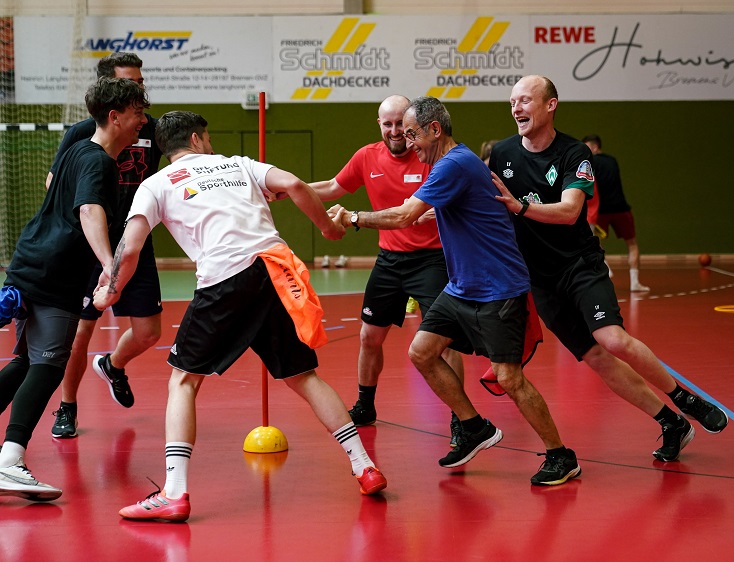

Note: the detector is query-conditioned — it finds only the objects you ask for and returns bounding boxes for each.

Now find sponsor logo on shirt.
[183,187,198,200]
[168,168,191,185]
[404,174,422,183]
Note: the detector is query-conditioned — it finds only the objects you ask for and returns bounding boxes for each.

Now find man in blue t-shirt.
[329,96,580,486]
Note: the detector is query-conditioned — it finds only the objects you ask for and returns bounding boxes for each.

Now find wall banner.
[12,14,734,104]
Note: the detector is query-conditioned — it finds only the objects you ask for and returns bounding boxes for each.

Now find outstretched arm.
[492,171,585,225]
[327,195,431,231]
[93,215,151,310]
[266,167,346,240]
[309,178,349,202]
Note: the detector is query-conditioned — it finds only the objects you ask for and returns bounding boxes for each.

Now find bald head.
[513,75,558,104]
[377,95,412,156]
[378,95,411,119]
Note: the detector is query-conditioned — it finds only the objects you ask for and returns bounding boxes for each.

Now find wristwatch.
[350,210,360,231]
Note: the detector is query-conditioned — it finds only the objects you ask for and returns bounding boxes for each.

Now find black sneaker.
[348,401,376,426]
[653,417,695,462]
[51,404,78,439]
[530,448,581,486]
[449,412,461,448]
[439,419,503,468]
[679,394,728,433]
[93,354,134,408]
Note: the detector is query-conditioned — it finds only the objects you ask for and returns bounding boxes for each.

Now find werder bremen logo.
[546,165,558,186]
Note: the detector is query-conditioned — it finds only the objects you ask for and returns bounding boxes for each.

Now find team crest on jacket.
[576,160,594,181]
[545,165,558,186]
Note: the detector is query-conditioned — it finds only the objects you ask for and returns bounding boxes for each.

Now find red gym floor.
[1,263,733,561]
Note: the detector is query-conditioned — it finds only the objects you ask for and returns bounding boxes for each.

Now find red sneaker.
[356,466,387,495]
[119,490,190,522]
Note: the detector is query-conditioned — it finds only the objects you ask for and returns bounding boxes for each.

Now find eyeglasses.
[402,123,429,141]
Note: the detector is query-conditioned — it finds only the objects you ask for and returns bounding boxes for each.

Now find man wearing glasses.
[310,95,464,447]
[328,96,580,486]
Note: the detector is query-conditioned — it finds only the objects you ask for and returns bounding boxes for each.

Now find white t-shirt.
[129,153,283,288]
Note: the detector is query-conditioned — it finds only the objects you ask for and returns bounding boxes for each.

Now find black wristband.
[516,201,529,217]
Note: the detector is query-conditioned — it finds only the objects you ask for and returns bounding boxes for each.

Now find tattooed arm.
[93,215,152,310]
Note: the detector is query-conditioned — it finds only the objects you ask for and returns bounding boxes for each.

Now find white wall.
[3,0,733,16]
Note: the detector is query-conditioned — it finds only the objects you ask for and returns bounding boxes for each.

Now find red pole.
[259,91,269,427]
[259,91,266,162]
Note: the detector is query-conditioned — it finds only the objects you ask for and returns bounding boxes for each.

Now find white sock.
[163,442,193,499]
[332,422,374,477]
[0,441,26,467]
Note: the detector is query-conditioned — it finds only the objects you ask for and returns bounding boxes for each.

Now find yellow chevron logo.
[426,17,510,99]
[291,17,376,101]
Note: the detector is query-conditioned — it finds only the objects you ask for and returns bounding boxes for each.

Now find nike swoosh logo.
[370,172,384,178]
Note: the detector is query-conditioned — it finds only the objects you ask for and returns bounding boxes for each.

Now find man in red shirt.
[311,95,464,445]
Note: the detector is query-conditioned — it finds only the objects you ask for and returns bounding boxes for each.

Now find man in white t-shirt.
[94,110,387,522]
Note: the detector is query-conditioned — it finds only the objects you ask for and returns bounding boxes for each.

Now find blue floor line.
[662,361,734,419]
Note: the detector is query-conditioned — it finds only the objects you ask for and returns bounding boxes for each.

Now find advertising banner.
[11,14,734,104]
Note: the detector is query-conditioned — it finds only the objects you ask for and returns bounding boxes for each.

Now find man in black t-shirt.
[46,53,164,440]
[582,134,649,292]
[0,77,150,501]
[491,75,727,465]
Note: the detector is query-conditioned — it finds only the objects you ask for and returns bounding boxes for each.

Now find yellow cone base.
[243,425,289,453]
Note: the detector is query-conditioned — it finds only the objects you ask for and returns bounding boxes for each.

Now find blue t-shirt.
[414,144,530,302]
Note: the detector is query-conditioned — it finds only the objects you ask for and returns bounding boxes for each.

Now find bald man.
[310,95,464,445]
[490,75,727,464]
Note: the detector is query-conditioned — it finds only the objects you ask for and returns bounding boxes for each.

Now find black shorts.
[419,291,526,363]
[168,258,318,379]
[81,235,162,320]
[361,248,448,327]
[532,251,624,361]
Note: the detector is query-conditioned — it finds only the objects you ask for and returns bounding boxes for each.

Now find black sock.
[357,384,376,407]
[667,384,691,408]
[59,400,77,415]
[461,415,485,434]
[546,446,567,457]
[654,405,681,426]
[105,354,125,376]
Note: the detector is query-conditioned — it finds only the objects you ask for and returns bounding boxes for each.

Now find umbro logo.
[370,172,384,178]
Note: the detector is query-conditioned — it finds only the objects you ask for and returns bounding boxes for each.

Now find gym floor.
[1,261,733,561]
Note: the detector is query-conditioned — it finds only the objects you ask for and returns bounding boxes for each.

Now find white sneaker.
[321,255,330,268]
[0,459,62,501]
[335,255,349,268]
[630,283,651,292]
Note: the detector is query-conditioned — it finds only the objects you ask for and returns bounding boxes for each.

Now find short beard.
[384,137,407,156]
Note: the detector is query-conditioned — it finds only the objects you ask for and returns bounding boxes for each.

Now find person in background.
[479,139,498,166]
[582,134,649,291]
[310,95,464,446]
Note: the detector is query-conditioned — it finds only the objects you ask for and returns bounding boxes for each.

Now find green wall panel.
[148,100,734,260]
